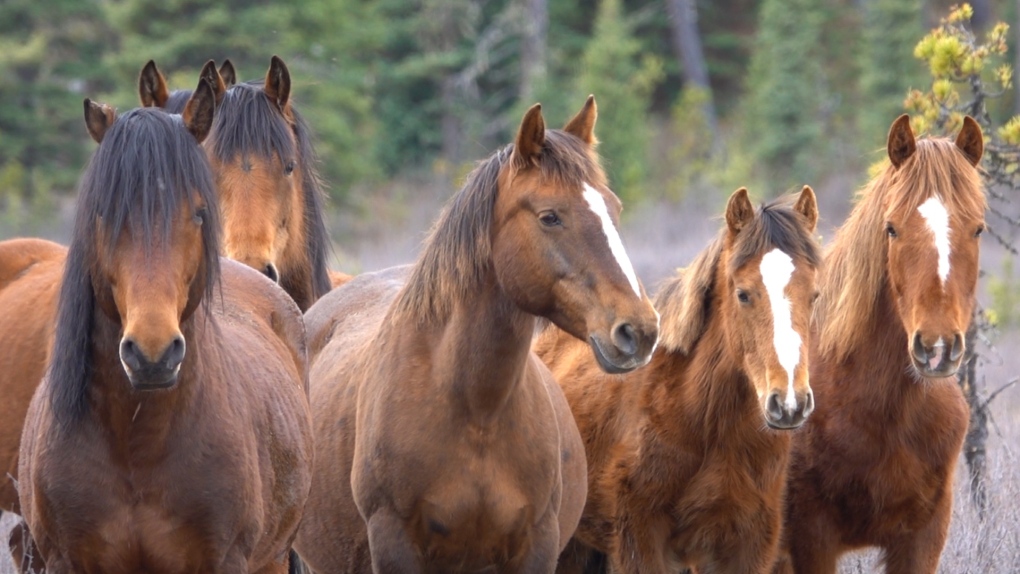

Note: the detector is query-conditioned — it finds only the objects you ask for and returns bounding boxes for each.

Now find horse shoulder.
[0,238,66,291]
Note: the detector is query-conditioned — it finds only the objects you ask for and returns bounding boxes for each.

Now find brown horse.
[17,86,313,573]
[139,56,343,310]
[138,58,236,112]
[774,116,985,573]
[535,187,820,573]
[292,97,660,573]
[0,238,66,516]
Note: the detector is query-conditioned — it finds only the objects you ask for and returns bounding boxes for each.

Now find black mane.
[50,107,220,424]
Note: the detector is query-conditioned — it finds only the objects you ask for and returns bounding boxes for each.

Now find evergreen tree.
[574,0,662,202]
[858,0,926,148]
[0,0,113,200]
[743,0,828,186]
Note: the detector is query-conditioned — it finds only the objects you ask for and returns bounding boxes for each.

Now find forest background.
[2,0,1020,570]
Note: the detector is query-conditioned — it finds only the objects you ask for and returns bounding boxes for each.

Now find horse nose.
[611,322,638,357]
[264,262,280,283]
[911,331,963,375]
[119,335,186,389]
[765,388,812,429]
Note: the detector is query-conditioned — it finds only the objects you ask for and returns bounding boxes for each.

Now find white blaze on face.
[760,249,801,411]
[582,183,641,297]
[917,196,951,286]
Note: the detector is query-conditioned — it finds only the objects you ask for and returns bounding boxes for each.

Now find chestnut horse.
[292,97,660,573]
[139,56,342,310]
[774,116,985,573]
[17,88,313,573]
[535,187,820,573]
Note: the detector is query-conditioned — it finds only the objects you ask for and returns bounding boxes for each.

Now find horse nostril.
[766,391,784,422]
[264,263,280,284]
[802,389,815,418]
[163,335,186,370]
[949,332,965,362]
[611,323,638,357]
[911,332,929,364]
[120,338,142,371]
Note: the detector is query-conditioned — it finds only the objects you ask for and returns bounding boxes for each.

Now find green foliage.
[987,256,1020,328]
[574,0,662,203]
[857,0,926,148]
[743,0,828,187]
[0,0,113,200]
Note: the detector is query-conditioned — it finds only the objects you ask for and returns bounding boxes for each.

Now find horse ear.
[563,95,597,145]
[199,60,228,106]
[955,116,984,166]
[84,99,116,144]
[887,114,916,168]
[182,79,216,143]
[513,103,546,167]
[138,60,169,108]
[725,187,754,235]
[264,55,291,110]
[219,59,237,88]
[794,185,818,232]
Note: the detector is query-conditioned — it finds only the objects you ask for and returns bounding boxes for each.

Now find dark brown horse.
[773,116,985,573]
[292,97,660,572]
[17,86,313,573]
[535,187,820,573]
[139,56,342,311]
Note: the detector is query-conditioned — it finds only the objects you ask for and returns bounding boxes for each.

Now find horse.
[534,187,820,573]
[0,238,67,516]
[773,115,986,573]
[16,84,314,573]
[291,96,661,573]
[139,56,345,311]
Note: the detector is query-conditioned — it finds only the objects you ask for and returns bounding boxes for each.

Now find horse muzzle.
[120,335,186,390]
[910,331,964,379]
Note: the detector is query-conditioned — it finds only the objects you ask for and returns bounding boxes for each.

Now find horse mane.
[50,108,220,425]
[656,194,821,354]
[816,137,986,361]
[210,81,332,300]
[163,90,193,114]
[394,130,606,325]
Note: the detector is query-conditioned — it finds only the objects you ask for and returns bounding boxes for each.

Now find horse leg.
[782,513,840,574]
[7,517,45,574]
[509,515,559,574]
[608,515,670,574]
[556,537,606,574]
[881,491,952,574]
[366,510,421,574]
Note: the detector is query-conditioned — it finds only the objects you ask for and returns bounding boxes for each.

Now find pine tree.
[574,0,662,202]
[858,0,926,148]
[743,0,827,186]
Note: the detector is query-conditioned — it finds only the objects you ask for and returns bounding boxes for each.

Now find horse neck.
[86,307,203,457]
[396,271,536,425]
[651,292,764,449]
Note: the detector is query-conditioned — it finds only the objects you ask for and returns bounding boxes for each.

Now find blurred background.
[1,0,1020,569]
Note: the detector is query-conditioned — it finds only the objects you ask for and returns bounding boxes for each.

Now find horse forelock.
[816,136,985,361]
[49,107,220,425]
[394,130,606,326]
[656,195,820,354]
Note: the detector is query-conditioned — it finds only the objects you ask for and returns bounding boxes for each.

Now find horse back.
[0,238,66,512]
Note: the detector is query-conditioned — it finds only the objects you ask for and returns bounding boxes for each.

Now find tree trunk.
[665,0,718,145]
[957,318,988,517]
[519,0,548,104]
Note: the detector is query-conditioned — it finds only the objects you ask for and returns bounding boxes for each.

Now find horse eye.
[539,211,561,227]
[193,208,207,226]
[885,222,897,238]
[737,290,750,304]
[284,160,296,176]
[811,291,820,304]
[975,225,984,238]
